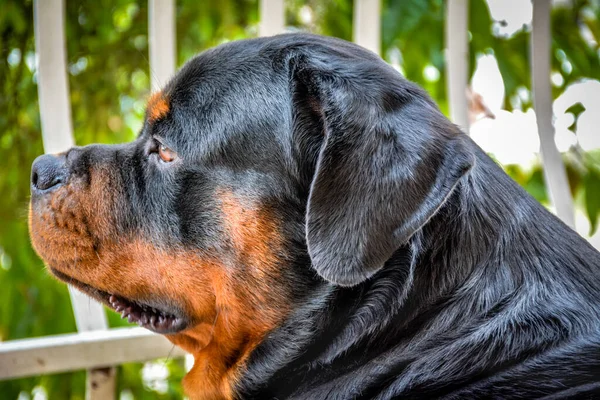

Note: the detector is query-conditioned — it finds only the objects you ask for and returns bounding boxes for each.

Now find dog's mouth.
[50,267,189,334]
[107,294,187,334]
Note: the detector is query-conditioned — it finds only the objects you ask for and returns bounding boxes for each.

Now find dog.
[29,33,600,399]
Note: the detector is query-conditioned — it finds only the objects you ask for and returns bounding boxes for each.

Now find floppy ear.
[289,47,474,287]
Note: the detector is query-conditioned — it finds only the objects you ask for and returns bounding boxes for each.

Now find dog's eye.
[148,137,178,164]
[158,143,176,163]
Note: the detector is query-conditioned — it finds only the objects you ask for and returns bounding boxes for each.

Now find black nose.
[31,154,67,192]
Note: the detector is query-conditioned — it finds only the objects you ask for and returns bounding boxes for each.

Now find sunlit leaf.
[585,166,600,235]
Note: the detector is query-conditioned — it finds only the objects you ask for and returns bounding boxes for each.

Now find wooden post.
[33,1,116,399]
[531,0,575,228]
[353,0,381,55]
[259,0,285,37]
[445,0,470,132]
[148,0,176,92]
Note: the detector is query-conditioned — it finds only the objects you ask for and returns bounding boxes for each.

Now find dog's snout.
[31,154,67,192]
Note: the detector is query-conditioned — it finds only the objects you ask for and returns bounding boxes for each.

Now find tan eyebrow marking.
[147,91,170,123]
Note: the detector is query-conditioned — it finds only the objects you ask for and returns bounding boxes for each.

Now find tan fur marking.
[147,92,170,123]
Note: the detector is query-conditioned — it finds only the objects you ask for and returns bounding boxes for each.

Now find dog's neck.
[236,146,600,398]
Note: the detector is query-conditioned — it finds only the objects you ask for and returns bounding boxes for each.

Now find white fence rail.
[445,0,470,132]
[259,0,285,37]
[149,0,177,92]
[0,1,574,400]
[0,328,186,380]
[531,0,575,228]
[353,0,381,55]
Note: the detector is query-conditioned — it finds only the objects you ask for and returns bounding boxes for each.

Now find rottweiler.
[29,34,600,399]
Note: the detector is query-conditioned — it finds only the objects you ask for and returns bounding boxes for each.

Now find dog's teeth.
[106,296,178,329]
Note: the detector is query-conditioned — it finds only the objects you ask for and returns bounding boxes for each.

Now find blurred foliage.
[0,0,599,398]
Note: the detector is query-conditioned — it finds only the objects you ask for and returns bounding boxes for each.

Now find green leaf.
[565,102,586,132]
[584,168,600,235]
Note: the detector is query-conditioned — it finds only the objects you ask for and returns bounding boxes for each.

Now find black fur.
[215,34,600,399]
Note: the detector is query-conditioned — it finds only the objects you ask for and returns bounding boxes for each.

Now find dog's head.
[29,34,473,398]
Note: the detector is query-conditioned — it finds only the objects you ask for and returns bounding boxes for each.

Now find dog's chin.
[49,267,190,334]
